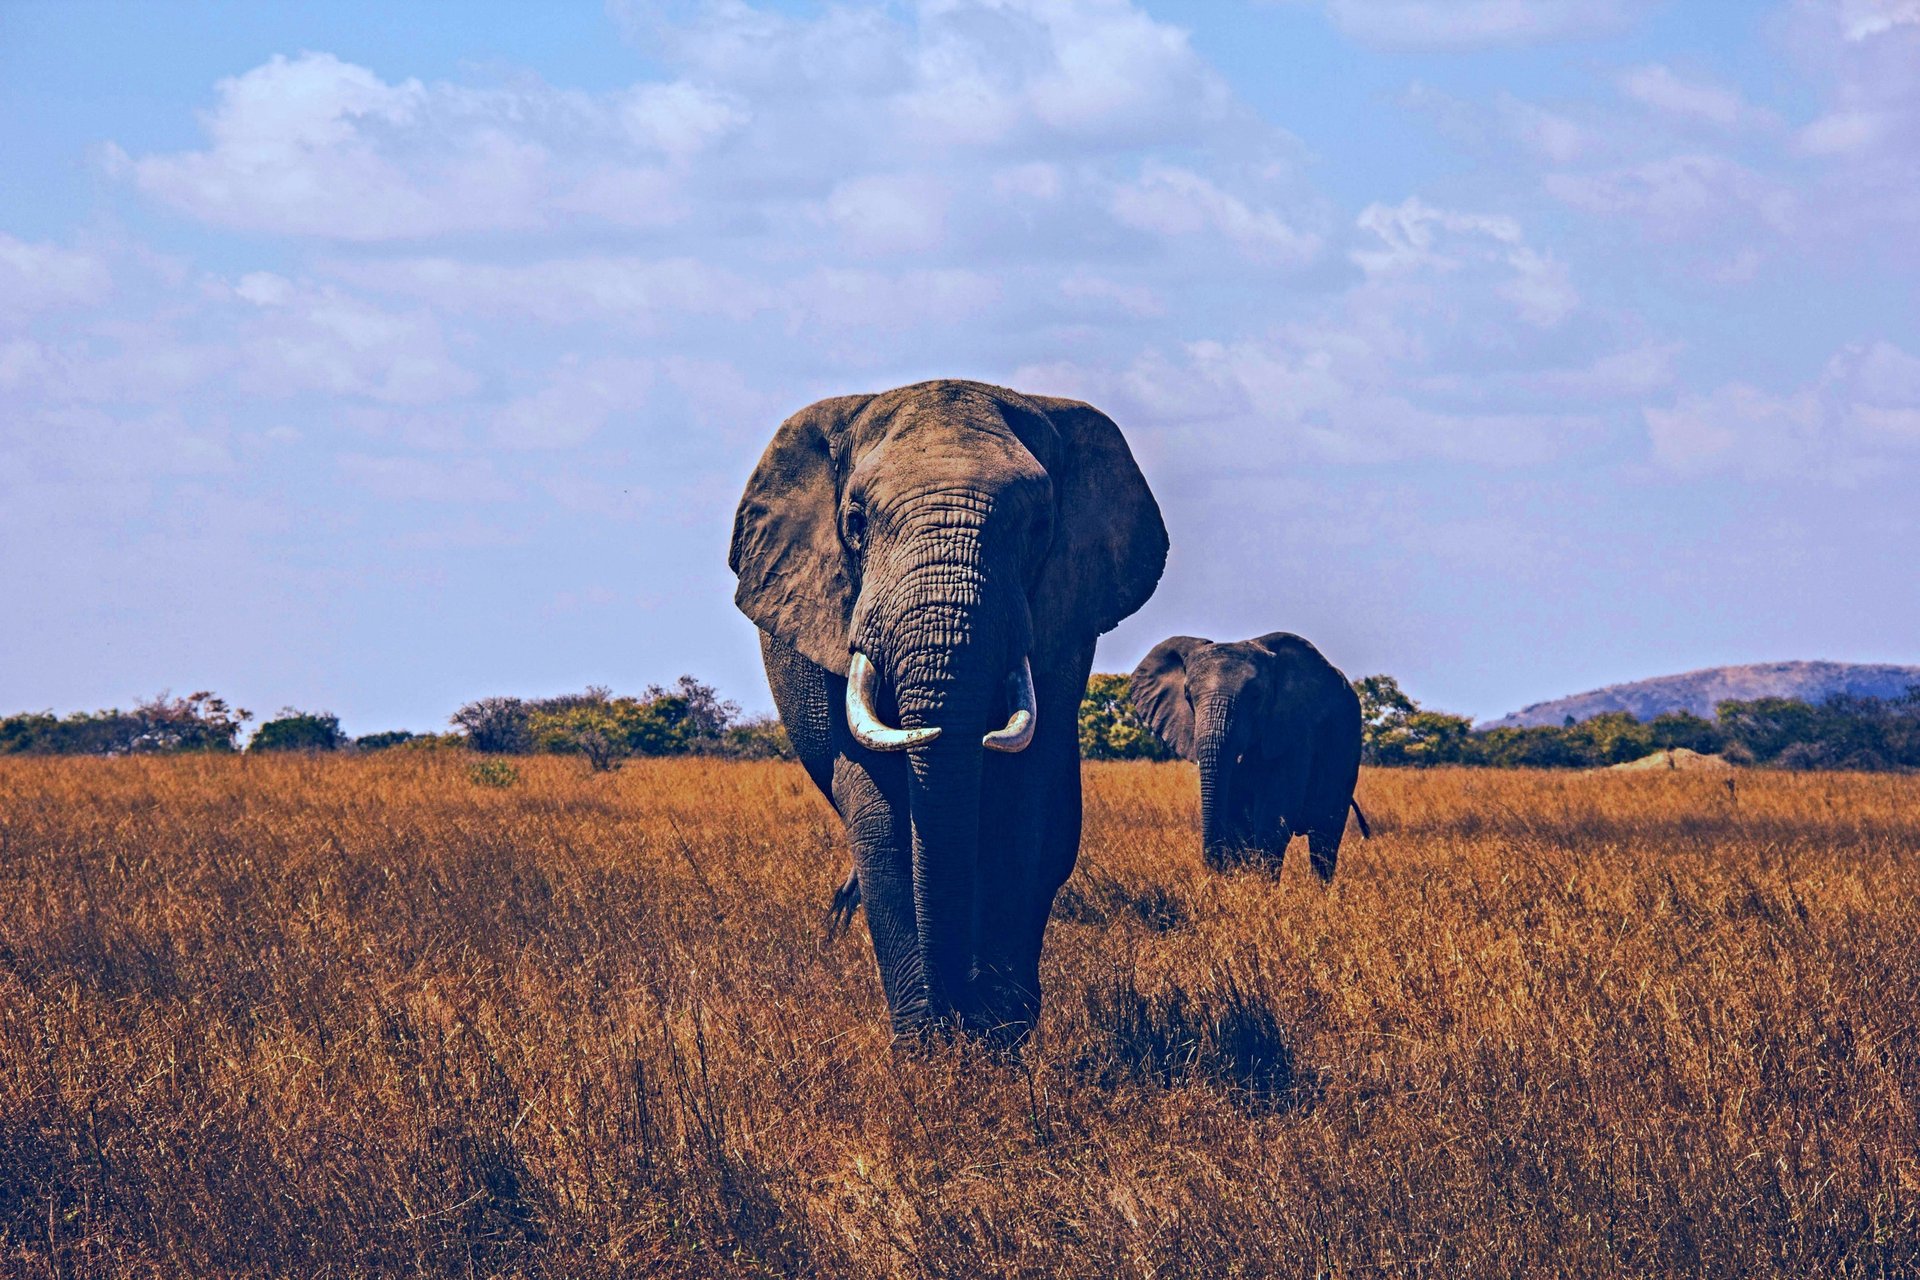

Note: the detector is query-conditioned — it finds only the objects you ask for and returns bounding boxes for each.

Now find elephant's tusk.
[846,651,942,752]
[983,657,1037,753]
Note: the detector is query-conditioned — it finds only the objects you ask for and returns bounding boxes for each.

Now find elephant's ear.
[1129,636,1210,759]
[729,394,873,676]
[1030,396,1168,638]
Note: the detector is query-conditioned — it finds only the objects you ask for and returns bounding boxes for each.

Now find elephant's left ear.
[1030,396,1168,636]
[1130,635,1208,759]
[729,394,874,675]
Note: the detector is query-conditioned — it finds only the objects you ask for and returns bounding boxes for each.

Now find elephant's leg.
[970,645,1091,1045]
[829,749,924,1036]
[1303,731,1362,885]
[1305,816,1346,884]
[1248,750,1312,871]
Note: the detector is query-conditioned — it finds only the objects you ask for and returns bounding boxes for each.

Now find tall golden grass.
[1,756,1915,1277]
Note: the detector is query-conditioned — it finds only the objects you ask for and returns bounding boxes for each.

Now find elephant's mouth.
[845,650,1036,753]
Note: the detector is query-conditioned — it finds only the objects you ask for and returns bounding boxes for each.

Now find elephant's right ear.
[1129,636,1210,760]
[729,394,873,676]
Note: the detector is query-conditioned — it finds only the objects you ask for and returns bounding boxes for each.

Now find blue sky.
[4,0,1917,732]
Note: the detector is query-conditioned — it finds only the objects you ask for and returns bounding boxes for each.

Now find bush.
[1353,676,1475,766]
[250,710,346,753]
[530,701,630,771]
[451,697,532,754]
[0,692,250,756]
[525,678,747,768]
[354,730,418,751]
[468,759,519,788]
[719,716,794,759]
[1079,673,1171,760]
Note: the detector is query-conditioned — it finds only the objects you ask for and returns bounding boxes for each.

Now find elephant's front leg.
[829,751,925,1037]
[970,654,1089,1044]
[1247,752,1311,871]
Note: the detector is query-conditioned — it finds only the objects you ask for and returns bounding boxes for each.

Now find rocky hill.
[1482,661,1920,730]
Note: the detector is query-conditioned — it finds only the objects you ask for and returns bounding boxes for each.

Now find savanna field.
[2,756,1916,1278]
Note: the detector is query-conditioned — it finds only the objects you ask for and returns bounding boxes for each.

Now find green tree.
[250,710,346,753]
[451,696,530,753]
[1352,674,1471,766]
[1078,673,1171,760]
[355,730,418,751]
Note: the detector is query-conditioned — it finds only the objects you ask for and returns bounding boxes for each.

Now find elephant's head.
[730,380,1166,1025]
[1131,634,1303,866]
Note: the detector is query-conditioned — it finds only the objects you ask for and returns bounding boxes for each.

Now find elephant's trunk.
[857,500,1029,1031]
[1194,695,1240,869]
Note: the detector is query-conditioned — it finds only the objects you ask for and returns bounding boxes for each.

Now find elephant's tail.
[1350,798,1373,839]
[822,867,862,943]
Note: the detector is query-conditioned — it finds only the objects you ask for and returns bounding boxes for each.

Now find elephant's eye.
[843,505,868,549]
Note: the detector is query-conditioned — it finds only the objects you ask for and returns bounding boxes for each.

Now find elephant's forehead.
[848,417,1049,495]
[1191,644,1263,675]
[841,383,1058,468]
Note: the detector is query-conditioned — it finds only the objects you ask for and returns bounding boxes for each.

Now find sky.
[3,0,1917,733]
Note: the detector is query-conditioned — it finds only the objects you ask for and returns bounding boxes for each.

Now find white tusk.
[846,651,942,752]
[983,656,1037,753]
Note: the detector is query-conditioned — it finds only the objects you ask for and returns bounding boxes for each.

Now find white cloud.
[1059,272,1162,318]
[1499,95,1599,164]
[324,256,771,327]
[616,80,747,157]
[790,267,1003,342]
[220,274,476,403]
[490,356,654,451]
[824,174,952,254]
[336,454,516,503]
[0,234,111,325]
[1833,0,1920,40]
[1354,198,1576,327]
[1644,340,1920,479]
[1616,64,1773,130]
[1545,154,1795,239]
[1111,164,1321,267]
[1781,1,1920,236]
[126,53,554,239]
[1297,0,1647,49]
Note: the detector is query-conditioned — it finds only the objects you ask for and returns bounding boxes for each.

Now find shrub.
[468,759,519,788]
[719,716,794,759]
[354,730,418,751]
[250,710,346,753]
[452,697,532,754]
[0,712,60,754]
[639,676,740,751]
[524,679,748,767]
[1353,675,1474,766]
[0,693,250,755]
[530,702,629,771]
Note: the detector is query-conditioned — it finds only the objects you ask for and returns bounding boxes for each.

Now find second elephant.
[1130,632,1369,878]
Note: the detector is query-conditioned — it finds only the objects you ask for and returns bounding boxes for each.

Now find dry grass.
[1,756,1916,1278]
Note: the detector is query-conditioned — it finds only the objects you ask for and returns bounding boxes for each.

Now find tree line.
[0,678,790,767]
[6,673,1919,771]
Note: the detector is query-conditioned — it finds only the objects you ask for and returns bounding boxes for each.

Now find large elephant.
[1129,633,1369,879]
[729,380,1167,1044]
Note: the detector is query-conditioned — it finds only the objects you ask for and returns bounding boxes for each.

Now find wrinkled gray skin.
[730,380,1167,1045]
[1130,633,1367,879]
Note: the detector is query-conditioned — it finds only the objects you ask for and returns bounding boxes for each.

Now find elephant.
[729,379,1167,1044]
[1129,632,1369,879]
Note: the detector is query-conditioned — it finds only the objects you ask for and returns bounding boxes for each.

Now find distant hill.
[1482,661,1920,730]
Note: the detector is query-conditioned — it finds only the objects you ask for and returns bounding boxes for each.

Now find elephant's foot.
[963,968,1040,1054]
[1203,840,1264,873]
[1307,842,1338,884]
[886,979,1037,1057]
